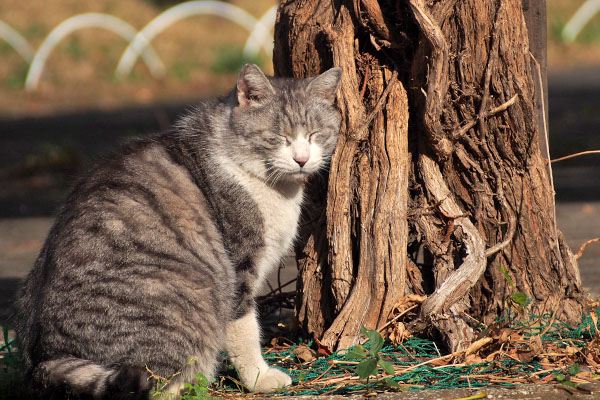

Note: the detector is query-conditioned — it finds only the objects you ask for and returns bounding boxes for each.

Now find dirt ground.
[292,383,600,399]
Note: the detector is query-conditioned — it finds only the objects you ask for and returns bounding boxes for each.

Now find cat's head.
[228,64,342,184]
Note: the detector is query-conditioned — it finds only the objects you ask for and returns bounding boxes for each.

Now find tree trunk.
[274,0,585,352]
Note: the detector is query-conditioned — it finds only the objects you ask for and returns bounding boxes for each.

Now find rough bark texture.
[274,0,410,351]
[274,0,585,352]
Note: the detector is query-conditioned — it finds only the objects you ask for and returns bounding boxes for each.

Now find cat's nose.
[292,140,310,168]
[294,156,308,168]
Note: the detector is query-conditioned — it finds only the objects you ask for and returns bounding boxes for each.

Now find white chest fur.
[216,155,304,291]
[247,180,303,285]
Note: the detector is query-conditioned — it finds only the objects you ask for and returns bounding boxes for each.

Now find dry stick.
[453,95,518,138]
[551,150,600,163]
[537,306,560,339]
[259,278,297,299]
[376,304,419,333]
[394,353,454,373]
[319,384,348,396]
[575,238,600,259]
[400,341,418,359]
[286,363,336,393]
[485,212,516,257]
[277,261,284,295]
[329,360,360,365]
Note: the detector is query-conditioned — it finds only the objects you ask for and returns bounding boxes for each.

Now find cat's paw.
[249,367,292,392]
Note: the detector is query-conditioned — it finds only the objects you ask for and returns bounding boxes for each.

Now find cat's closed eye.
[308,131,320,142]
[264,132,289,145]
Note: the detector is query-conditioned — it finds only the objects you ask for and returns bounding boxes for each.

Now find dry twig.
[576,238,600,259]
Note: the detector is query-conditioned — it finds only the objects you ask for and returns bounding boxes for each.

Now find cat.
[13,64,342,399]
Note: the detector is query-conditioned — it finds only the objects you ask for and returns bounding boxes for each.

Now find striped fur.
[33,358,151,399]
[13,64,341,399]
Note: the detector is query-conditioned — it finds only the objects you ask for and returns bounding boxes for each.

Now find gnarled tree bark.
[274,0,584,352]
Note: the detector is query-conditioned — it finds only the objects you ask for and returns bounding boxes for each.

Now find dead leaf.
[390,294,427,314]
[565,346,580,355]
[464,337,494,357]
[537,374,554,384]
[315,337,333,357]
[485,350,502,362]
[465,353,485,364]
[517,349,536,362]
[529,335,543,353]
[387,321,412,345]
[291,344,316,363]
[429,357,452,366]
[496,328,515,343]
[268,337,292,352]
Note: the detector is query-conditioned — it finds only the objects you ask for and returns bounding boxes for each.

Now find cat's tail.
[32,357,153,399]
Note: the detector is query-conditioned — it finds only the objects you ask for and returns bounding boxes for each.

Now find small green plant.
[149,358,215,400]
[553,362,581,389]
[181,372,213,400]
[496,265,529,309]
[345,327,401,393]
[0,325,25,400]
[149,372,176,398]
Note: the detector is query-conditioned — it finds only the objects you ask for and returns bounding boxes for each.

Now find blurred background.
[0,0,599,322]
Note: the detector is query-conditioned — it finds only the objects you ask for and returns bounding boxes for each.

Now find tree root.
[414,154,487,351]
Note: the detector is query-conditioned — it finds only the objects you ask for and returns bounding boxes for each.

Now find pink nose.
[294,157,307,167]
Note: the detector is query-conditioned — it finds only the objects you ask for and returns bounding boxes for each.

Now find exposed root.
[417,154,487,351]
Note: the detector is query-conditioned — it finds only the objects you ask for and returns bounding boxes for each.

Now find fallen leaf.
[465,353,485,364]
[565,346,580,355]
[387,322,412,345]
[291,344,316,363]
[315,337,333,357]
[464,337,494,357]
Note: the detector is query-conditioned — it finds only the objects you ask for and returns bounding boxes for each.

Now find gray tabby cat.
[14,64,342,399]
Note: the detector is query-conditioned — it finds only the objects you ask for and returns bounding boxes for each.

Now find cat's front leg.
[225,309,292,392]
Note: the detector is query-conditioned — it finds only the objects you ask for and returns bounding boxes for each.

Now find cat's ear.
[307,67,342,103]
[236,64,275,107]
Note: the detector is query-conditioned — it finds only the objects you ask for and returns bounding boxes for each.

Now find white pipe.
[116,1,273,78]
[243,5,277,58]
[0,20,35,63]
[562,0,600,42]
[25,13,165,91]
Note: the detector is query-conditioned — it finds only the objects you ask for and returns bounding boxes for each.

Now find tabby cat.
[14,64,342,399]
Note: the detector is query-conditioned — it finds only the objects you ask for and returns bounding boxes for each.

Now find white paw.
[247,367,292,392]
